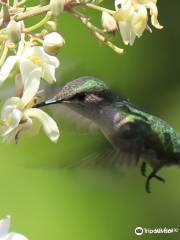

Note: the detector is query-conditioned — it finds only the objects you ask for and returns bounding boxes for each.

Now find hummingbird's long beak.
[33,98,63,108]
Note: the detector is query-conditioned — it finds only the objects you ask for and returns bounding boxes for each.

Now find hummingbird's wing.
[48,104,98,133]
[57,101,150,169]
[60,142,144,170]
[109,100,155,166]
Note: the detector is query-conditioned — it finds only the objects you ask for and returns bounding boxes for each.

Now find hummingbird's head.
[36,76,113,108]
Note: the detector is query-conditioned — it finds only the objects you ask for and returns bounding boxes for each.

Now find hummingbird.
[34,76,180,193]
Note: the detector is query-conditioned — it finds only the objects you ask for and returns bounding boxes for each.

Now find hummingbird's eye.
[75,93,86,101]
[70,93,86,101]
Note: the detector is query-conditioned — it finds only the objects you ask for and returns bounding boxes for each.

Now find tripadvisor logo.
[135,227,143,236]
[134,226,179,236]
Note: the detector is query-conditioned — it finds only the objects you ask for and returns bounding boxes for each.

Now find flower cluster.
[101,0,163,46]
[0,33,61,143]
[0,0,162,143]
[113,0,163,45]
[0,23,64,143]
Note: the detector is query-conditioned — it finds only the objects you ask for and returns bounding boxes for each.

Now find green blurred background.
[0,1,180,239]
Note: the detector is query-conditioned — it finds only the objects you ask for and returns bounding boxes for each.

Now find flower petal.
[1,97,22,120]
[25,46,59,67]
[20,59,38,85]
[129,31,136,46]
[144,1,163,29]
[1,97,23,136]
[2,108,23,136]
[132,5,147,37]
[42,63,57,83]
[38,47,60,68]
[24,118,41,137]
[118,21,131,45]
[2,123,24,144]
[0,56,17,85]
[6,232,28,240]
[25,108,60,142]
[0,216,11,237]
[13,118,33,143]
[21,67,41,106]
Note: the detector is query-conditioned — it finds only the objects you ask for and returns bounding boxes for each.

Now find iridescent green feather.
[116,101,180,154]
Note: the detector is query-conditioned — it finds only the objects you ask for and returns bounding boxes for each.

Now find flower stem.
[14,5,50,21]
[86,3,115,15]
[70,11,105,41]
[13,1,115,22]
[70,10,123,54]
[23,11,52,33]
[106,41,124,54]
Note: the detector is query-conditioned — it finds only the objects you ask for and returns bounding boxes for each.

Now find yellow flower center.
[28,55,42,65]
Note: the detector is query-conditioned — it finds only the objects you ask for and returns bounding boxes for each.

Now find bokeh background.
[0,1,180,239]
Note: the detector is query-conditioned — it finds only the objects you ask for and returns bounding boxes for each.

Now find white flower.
[101,11,117,33]
[0,68,60,143]
[0,215,28,240]
[43,32,65,55]
[114,0,163,45]
[0,38,60,85]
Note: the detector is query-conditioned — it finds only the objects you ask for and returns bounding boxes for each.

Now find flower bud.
[43,32,65,55]
[101,11,117,33]
[50,0,65,17]
[44,21,57,32]
[6,20,21,43]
